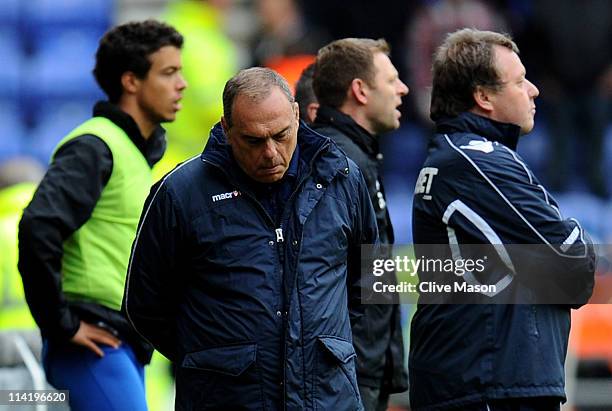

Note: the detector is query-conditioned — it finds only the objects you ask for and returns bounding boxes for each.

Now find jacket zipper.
[203,142,333,408]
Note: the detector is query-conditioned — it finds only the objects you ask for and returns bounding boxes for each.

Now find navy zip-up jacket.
[410,112,596,410]
[124,122,378,410]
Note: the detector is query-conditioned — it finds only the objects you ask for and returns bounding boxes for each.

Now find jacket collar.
[315,105,380,157]
[435,112,521,150]
[201,122,347,188]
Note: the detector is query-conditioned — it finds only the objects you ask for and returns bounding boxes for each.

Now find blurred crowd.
[1,0,611,213]
[0,1,611,410]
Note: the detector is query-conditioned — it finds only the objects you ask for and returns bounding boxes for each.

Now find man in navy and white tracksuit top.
[410,29,596,411]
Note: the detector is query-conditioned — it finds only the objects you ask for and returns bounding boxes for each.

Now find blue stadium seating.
[0,101,24,162]
[381,122,428,178]
[25,101,92,164]
[0,0,115,166]
[0,28,23,99]
[0,0,20,25]
[603,125,612,193]
[385,176,415,245]
[23,0,112,25]
[22,0,112,49]
[22,30,101,116]
[554,191,607,242]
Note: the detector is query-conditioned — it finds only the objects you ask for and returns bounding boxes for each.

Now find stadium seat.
[22,0,112,37]
[0,102,24,162]
[603,124,612,193]
[553,192,606,241]
[22,0,111,60]
[385,176,415,245]
[0,28,24,100]
[0,0,20,26]
[381,122,427,178]
[23,0,112,24]
[25,101,92,164]
[22,30,101,113]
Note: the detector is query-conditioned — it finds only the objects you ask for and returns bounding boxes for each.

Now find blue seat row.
[0,0,112,27]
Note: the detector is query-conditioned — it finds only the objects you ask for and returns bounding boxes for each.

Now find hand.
[70,321,122,357]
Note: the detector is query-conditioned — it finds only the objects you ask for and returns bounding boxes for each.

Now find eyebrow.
[161,65,181,72]
[242,123,292,141]
[273,126,291,138]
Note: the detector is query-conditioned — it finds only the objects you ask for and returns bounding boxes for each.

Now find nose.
[262,139,277,160]
[398,79,409,96]
[177,73,188,91]
[527,79,539,98]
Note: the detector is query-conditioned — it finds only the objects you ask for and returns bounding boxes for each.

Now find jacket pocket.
[313,336,363,411]
[178,343,266,410]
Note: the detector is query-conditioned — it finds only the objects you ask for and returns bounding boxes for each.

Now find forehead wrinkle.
[232,96,294,139]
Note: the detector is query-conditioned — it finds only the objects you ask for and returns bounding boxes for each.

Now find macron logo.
[212,190,241,203]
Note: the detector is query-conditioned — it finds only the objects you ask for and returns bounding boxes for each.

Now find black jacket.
[410,112,596,410]
[313,106,408,392]
[18,101,164,363]
[124,123,377,410]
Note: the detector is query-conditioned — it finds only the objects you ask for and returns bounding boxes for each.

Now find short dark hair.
[313,38,390,109]
[222,67,294,128]
[93,19,183,103]
[294,63,317,121]
[430,28,518,121]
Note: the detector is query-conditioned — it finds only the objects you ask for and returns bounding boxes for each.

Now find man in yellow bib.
[18,20,186,411]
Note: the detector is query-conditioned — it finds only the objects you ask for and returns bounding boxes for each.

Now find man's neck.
[337,103,376,136]
[117,99,155,140]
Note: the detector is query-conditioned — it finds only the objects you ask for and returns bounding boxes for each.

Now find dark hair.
[93,19,183,103]
[430,28,518,121]
[294,63,317,121]
[313,38,390,109]
[222,67,294,128]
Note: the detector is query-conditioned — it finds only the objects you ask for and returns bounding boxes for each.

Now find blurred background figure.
[521,0,612,198]
[0,157,51,397]
[405,0,508,128]
[250,0,329,92]
[0,1,611,410]
[294,62,318,124]
[0,158,43,332]
[159,0,240,177]
[251,0,328,66]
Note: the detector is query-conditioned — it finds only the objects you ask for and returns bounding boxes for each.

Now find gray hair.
[222,67,294,128]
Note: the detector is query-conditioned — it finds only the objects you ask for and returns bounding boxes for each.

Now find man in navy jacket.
[410,29,596,411]
[124,67,378,410]
[312,38,410,411]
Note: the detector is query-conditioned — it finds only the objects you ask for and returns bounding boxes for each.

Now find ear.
[292,101,300,123]
[121,71,139,95]
[306,102,319,124]
[349,78,368,105]
[221,116,229,135]
[472,85,494,113]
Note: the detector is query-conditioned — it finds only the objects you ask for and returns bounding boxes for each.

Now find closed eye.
[246,137,263,145]
[274,132,288,141]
